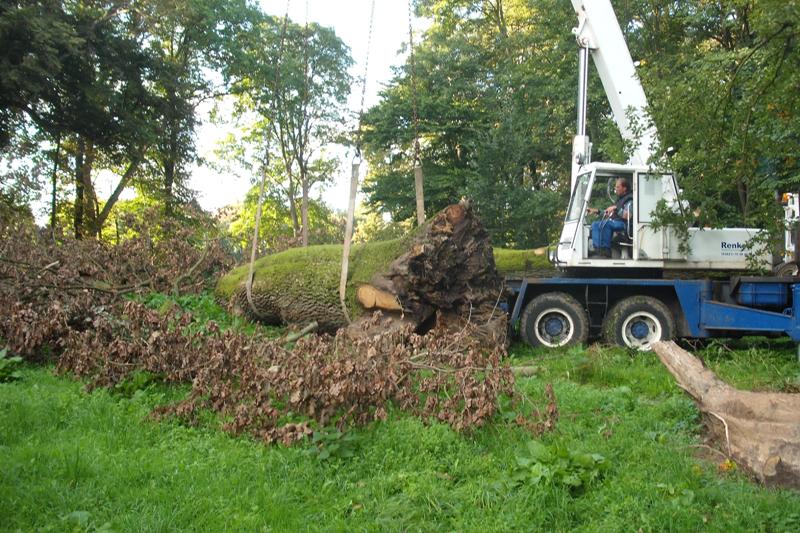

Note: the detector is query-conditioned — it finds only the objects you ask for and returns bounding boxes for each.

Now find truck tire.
[603,296,674,351]
[520,292,589,348]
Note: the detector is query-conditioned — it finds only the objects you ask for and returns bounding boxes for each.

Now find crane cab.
[551,162,769,272]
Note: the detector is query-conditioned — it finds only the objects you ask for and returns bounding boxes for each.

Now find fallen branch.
[653,340,800,489]
[283,321,319,344]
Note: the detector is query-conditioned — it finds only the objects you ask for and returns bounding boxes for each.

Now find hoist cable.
[339,0,376,323]
[245,1,291,318]
[408,0,425,226]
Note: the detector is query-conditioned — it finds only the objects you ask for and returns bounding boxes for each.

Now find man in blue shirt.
[588,177,632,258]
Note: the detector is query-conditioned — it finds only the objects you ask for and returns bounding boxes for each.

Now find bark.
[414,163,425,226]
[81,141,98,237]
[96,153,143,229]
[653,341,800,489]
[288,178,299,238]
[50,135,61,237]
[73,138,85,239]
[301,174,309,247]
[163,88,179,218]
[164,157,175,216]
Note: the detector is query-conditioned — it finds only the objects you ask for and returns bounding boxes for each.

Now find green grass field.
[2,297,800,531]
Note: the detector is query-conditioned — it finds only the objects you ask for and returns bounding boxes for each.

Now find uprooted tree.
[216,200,551,343]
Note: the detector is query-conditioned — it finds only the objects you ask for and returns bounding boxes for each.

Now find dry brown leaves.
[0,221,232,357]
[1,221,557,444]
[55,305,554,444]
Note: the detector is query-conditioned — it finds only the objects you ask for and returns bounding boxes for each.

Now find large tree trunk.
[217,200,507,344]
[81,141,98,238]
[164,157,175,217]
[653,341,800,489]
[163,88,180,218]
[50,135,61,237]
[287,172,299,238]
[301,175,309,247]
[73,138,85,239]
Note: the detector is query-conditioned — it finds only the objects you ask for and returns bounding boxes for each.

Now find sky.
[188,0,417,213]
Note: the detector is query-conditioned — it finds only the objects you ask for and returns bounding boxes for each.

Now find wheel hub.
[533,307,576,348]
[544,316,564,337]
[630,320,650,339]
[620,311,662,351]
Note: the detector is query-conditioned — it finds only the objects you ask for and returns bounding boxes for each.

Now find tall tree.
[362,0,800,245]
[1,0,264,237]
[228,17,352,246]
[629,0,800,231]
[134,0,262,215]
[362,0,583,247]
[1,0,160,237]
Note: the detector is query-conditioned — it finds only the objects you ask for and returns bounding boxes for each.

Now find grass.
[3,334,800,531]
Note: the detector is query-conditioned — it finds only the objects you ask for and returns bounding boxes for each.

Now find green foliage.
[361,0,597,248]
[308,427,360,462]
[361,0,800,248]
[223,185,344,256]
[0,0,279,235]
[634,0,800,237]
[509,440,607,494]
[98,194,222,245]
[649,198,692,255]
[136,292,273,336]
[59,509,115,533]
[223,14,353,245]
[492,248,552,275]
[0,347,23,383]
[353,207,414,243]
[112,370,162,399]
[655,482,696,508]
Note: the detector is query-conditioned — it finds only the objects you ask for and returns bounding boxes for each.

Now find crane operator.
[587,177,632,258]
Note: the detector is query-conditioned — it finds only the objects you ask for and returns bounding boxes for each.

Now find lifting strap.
[245,4,291,318]
[339,0,376,323]
[339,155,361,323]
[408,0,425,226]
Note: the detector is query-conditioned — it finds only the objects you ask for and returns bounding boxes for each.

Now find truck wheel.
[520,292,589,348]
[603,296,674,351]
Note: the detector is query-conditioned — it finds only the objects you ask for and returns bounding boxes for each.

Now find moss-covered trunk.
[216,201,553,336]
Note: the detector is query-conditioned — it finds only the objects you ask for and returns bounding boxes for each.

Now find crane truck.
[508,0,800,354]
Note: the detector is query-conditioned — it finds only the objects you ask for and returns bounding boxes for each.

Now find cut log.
[216,200,533,343]
[653,340,800,489]
[357,285,402,312]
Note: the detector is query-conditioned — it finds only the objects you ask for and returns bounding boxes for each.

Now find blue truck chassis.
[507,276,800,355]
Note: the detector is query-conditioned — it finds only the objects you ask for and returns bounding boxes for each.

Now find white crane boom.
[570,0,656,188]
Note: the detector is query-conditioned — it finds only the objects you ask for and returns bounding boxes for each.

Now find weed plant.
[134,292,283,337]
